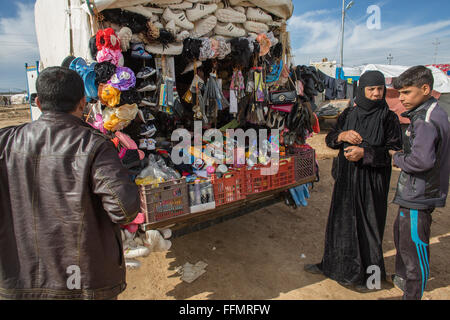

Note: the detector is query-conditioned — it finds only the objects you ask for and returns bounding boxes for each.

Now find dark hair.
[36,67,85,112]
[393,65,434,91]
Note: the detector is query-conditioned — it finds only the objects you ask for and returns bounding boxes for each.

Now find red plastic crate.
[270,157,296,190]
[211,169,246,206]
[139,178,190,223]
[244,163,272,195]
[288,147,316,182]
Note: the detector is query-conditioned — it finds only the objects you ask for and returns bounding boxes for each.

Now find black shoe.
[304,263,323,275]
[389,274,405,293]
[337,280,353,287]
[354,284,375,293]
[136,66,156,79]
[137,80,157,92]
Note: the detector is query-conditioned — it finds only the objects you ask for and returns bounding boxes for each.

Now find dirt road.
[121,140,449,300]
[1,112,448,300]
[0,105,31,129]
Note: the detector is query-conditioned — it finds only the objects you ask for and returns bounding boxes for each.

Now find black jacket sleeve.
[362,111,403,167]
[90,140,140,225]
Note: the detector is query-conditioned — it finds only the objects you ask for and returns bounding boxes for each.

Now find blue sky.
[1,0,450,90]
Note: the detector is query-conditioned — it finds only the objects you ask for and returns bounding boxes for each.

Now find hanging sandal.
[266,109,276,128]
[277,113,286,131]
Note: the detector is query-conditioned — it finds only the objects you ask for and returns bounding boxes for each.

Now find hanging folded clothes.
[346,80,357,105]
[318,70,337,100]
[335,79,347,100]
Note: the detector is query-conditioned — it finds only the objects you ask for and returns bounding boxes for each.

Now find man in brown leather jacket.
[0,67,140,300]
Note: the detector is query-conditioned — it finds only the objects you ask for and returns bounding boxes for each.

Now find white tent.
[35,0,96,68]
[10,94,27,105]
[360,64,450,94]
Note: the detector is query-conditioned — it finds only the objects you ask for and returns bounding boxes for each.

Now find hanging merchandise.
[266,60,284,84]
[103,103,138,132]
[256,33,271,57]
[253,67,265,103]
[69,57,98,103]
[94,61,116,85]
[39,0,321,234]
[98,83,121,107]
[229,68,245,116]
[108,67,136,91]
[202,70,230,128]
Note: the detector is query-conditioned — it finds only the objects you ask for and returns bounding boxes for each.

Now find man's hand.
[388,150,400,157]
[344,146,364,162]
[389,150,402,168]
[338,130,363,145]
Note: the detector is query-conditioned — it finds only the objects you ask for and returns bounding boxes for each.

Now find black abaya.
[320,106,402,285]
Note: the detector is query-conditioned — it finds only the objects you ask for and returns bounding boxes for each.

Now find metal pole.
[432,38,440,65]
[340,0,345,68]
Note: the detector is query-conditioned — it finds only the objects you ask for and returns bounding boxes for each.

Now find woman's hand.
[337,130,363,145]
[344,146,364,162]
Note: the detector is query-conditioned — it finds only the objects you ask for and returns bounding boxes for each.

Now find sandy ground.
[121,132,449,300]
[0,105,31,129]
[0,110,448,300]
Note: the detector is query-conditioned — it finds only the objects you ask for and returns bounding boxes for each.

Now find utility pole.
[340,0,355,68]
[387,53,394,65]
[340,0,345,68]
[432,38,440,64]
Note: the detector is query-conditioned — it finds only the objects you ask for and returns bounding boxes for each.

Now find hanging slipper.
[266,109,276,128]
[276,113,285,131]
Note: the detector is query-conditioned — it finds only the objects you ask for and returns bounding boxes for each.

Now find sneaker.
[124,246,150,259]
[136,66,156,79]
[168,2,194,10]
[215,22,246,38]
[163,8,194,30]
[123,5,155,19]
[139,139,148,149]
[215,7,247,23]
[145,42,184,55]
[165,20,179,35]
[186,3,218,22]
[140,97,157,107]
[152,0,183,5]
[131,43,153,60]
[304,263,323,275]
[234,6,246,14]
[125,259,141,269]
[191,15,217,38]
[267,20,283,27]
[146,139,157,150]
[176,30,191,42]
[244,20,269,34]
[137,80,157,92]
[140,124,157,137]
[246,7,273,23]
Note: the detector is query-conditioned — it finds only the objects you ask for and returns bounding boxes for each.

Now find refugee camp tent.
[360,64,450,93]
[10,94,27,105]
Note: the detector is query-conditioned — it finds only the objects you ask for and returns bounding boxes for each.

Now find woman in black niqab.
[305,71,403,290]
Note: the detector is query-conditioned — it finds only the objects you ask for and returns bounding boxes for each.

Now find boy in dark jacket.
[389,66,450,300]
